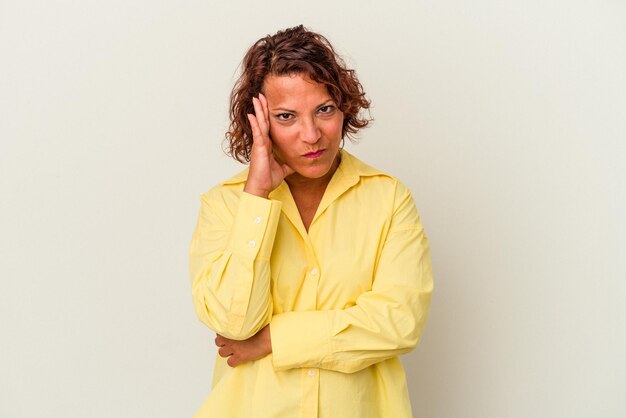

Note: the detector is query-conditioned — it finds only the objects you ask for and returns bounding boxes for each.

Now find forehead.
[262,74,331,108]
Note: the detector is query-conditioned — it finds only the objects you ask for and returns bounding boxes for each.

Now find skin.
[215,325,272,368]
[216,73,345,367]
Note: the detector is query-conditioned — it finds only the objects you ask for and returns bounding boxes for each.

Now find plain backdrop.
[1,1,624,417]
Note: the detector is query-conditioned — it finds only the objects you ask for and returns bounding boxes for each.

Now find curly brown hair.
[225,25,371,163]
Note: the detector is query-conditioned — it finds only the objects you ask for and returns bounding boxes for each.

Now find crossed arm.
[191,186,433,372]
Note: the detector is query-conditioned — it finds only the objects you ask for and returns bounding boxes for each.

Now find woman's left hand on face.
[215,325,272,367]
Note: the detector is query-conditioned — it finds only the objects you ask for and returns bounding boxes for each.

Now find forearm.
[270,284,432,373]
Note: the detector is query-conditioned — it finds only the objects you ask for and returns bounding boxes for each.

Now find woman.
[190,25,433,418]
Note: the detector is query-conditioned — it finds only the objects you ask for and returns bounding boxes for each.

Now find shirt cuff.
[271,310,333,370]
[227,192,283,260]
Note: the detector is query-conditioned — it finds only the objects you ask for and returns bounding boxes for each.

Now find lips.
[303,149,325,158]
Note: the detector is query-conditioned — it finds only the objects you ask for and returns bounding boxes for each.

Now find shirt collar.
[222,150,387,237]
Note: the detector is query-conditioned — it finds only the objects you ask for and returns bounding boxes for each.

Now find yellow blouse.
[190,151,433,418]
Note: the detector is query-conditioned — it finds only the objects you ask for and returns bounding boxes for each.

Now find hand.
[215,325,272,367]
[244,94,294,198]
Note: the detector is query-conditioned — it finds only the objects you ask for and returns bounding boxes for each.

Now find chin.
[293,163,334,180]
[295,168,328,179]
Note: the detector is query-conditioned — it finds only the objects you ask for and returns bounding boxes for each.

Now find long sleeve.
[190,189,283,340]
[270,184,434,373]
[191,153,430,418]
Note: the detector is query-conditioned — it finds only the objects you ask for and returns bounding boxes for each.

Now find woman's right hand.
[244,93,294,198]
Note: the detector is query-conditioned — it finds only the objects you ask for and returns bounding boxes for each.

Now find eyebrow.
[270,99,334,113]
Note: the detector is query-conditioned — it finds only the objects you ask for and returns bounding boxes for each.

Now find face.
[262,73,344,183]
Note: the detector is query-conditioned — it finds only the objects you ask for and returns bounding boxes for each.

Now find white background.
[1,1,624,417]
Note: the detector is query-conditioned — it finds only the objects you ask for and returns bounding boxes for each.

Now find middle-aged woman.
[190,25,433,418]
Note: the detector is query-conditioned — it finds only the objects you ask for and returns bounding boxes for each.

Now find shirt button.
[307,369,316,376]
[310,268,319,277]
[248,240,256,248]
[254,217,261,224]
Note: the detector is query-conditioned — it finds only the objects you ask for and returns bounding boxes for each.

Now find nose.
[300,117,321,144]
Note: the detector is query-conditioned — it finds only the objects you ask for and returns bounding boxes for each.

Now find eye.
[275,113,293,121]
[318,105,335,114]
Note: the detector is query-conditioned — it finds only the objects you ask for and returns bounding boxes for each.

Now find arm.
[270,184,434,373]
[190,94,293,340]
[189,189,282,340]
